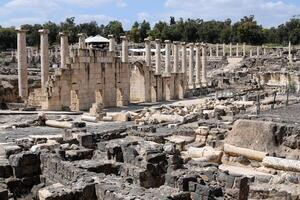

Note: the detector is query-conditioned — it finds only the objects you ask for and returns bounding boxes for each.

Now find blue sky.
[0,0,299,29]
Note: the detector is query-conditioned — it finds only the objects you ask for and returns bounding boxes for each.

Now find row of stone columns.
[143,39,207,87]
[16,28,70,98]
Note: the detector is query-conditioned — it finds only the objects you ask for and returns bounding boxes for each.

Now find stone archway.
[130,61,146,103]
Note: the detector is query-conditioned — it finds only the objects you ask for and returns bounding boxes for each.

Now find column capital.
[144,37,151,43]
[181,42,186,46]
[188,43,194,47]
[78,33,87,38]
[195,43,200,47]
[155,39,161,43]
[15,27,28,32]
[59,31,69,37]
[120,35,128,41]
[108,34,114,39]
[173,41,180,45]
[164,40,171,44]
[38,29,49,34]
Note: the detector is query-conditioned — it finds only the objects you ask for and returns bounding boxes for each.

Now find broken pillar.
[181,42,187,73]
[108,34,115,52]
[155,39,161,74]
[59,31,69,68]
[223,43,226,57]
[145,37,151,66]
[201,43,208,86]
[121,36,128,63]
[195,43,201,86]
[257,46,260,56]
[288,41,292,63]
[39,29,50,89]
[16,27,28,98]
[216,43,219,57]
[243,43,246,57]
[236,43,239,57]
[78,33,86,49]
[229,43,232,57]
[188,43,194,88]
[164,40,171,75]
[173,41,179,73]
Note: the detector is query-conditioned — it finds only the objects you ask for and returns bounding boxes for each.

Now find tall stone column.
[108,34,115,52]
[181,42,187,73]
[164,40,171,75]
[209,46,212,57]
[155,39,161,74]
[78,33,86,49]
[288,41,292,63]
[173,41,179,73]
[16,28,28,98]
[121,36,128,63]
[263,48,266,56]
[39,29,49,89]
[195,43,201,85]
[223,43,226,57]
[216,43,219,57]
[201,44,207,86]
[236,43,239,57]
[229,43,232,57]
[59,32,69,68]
[243,43,246,57]
[250,49,253,57]
[257,46,260,56]
[188,43,194,86]
[144,37,151,66]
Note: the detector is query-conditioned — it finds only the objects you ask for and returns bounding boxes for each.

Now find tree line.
[0,15,300,51]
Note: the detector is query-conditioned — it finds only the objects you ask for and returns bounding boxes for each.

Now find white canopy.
[85,35,109,43]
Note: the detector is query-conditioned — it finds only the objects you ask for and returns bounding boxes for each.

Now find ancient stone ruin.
[1,27,300,200]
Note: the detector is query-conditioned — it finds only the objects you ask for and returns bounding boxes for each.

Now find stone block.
[65,149,93,161]
[0,188,8,200]
[38,183,73,200]
[9,152,41,178]
[0,158,13,178]
[4,145,22,158]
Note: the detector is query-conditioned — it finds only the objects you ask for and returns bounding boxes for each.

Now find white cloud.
[75,14,114,24]
[137,12,151,21]
[164,0,300,27]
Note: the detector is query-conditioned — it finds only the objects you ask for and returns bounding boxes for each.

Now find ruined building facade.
[16,28,211,111]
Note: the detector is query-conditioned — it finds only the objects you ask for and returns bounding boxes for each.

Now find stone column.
[164,40,171,74]
[195,43,201,85]
[78,33,86,49]
[216,43,219,57]
[155,39,161,74]
[108,34,115,52]
[120,36,128,63]
[209,46,212,57]
[223,43,226,57]
[39,29,49,89]
[263,48,267,56]
[257,46,260,56]
[201,44,207,86]
[188,43,194,86]
[229,43,232,57]
[181,42,187,73]
[236,43,239,57]
[59,32,69,68]
[289,41,292,63]
[16,28,28,98]
[173,41,179,73]
[243,43,246,57]
[250,49,253,57]
[144,37,151,66]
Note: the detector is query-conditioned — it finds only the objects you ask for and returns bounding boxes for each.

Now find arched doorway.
[130,61,146,103]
